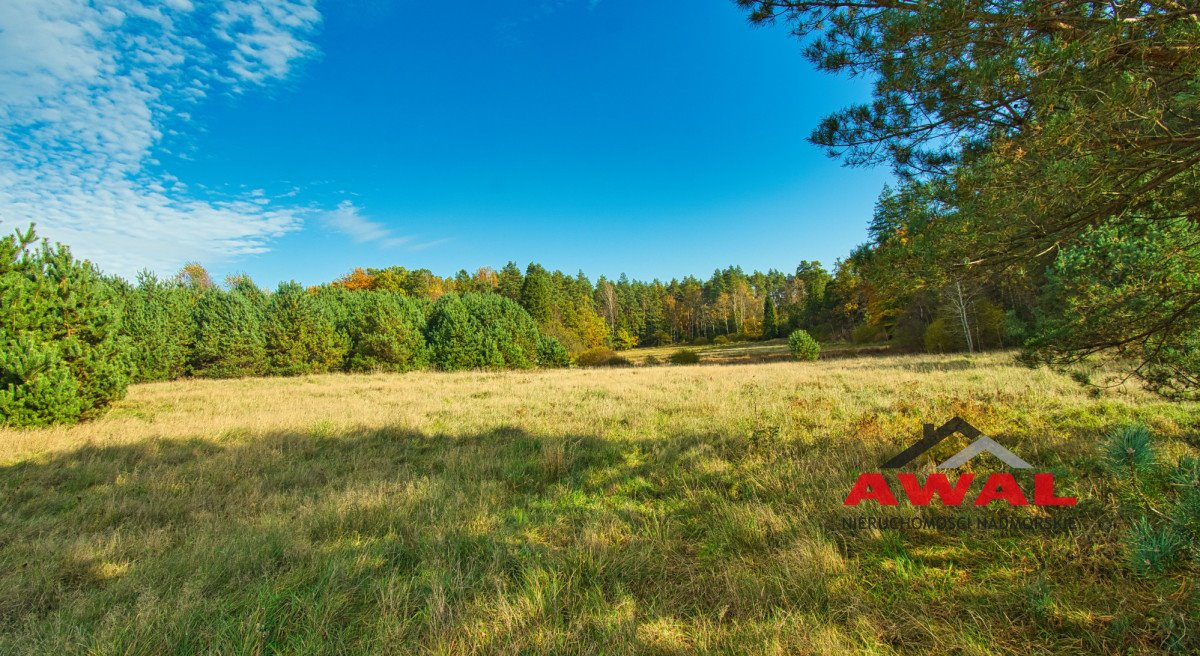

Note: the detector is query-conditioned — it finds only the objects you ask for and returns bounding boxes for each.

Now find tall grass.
[0,352,1196,654]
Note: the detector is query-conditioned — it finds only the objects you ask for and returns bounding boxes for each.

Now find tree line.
[327,255,1024,355]
[2,219,1028,427]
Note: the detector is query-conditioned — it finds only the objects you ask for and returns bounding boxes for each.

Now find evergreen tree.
[497,261,524,301]
[519,263,553,324]
[464,293,541,368]
[537,335,570,368]
[426,293,541,370]
[762,294,778,339]
[0,226,131,426]
[264,282,350,375]
[120,272,192,383]
[189,286,268,378]
[343,291,428,373]
[739,0,1200,393]
[425,294,488,371]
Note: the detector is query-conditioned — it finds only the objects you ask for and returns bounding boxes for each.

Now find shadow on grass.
[0,426,1190,654]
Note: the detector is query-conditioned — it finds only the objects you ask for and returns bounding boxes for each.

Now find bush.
[0,334,84,426]
[536,335,571,368]
[342,291,427,373]
[189,287,268,378]
[643,355,662,366]
[1104,423,1156,476]
[574,347,631,368]
[788,329,820,361]
[891,311,929,352]
[264,282,351,375]
[613,328,639,351]
[426,294,541,370]
[650,331,672,346]
[120,272,192,383]
[1100,424,1200,577]
[667,349,700,365]
[1,227,131,426]
[923,317,961,353]
[851,322,886,344]
[1128,517,1185,576]
[712,335,730,345]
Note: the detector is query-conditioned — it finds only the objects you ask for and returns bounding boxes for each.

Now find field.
[614,338,888,366]
[1,352,1198,654]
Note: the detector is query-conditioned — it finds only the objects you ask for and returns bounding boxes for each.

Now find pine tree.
[497,262,524,301]
[343,291,428,373]
[425,294,486,371]
[0,226,131,426]
[464,293,540,368]
[121,272,192,382]
[264,282,350,375]
[426,293,542,370]
[519,263,553,324]
[762,294,778,339]
[189,286,268,378]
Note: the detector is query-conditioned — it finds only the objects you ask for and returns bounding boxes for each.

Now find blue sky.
[0,0,890,286]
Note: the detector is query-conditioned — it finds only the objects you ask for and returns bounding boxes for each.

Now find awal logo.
[844,417,1076,507]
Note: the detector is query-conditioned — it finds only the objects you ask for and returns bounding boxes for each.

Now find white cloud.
[0,0,322,278]
[321,200,436,250]
[214,0,321,85]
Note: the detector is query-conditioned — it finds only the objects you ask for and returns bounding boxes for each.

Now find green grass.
[619,338,888,366]
[0,352,1197,654]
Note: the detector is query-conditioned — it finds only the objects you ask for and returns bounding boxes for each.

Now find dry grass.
[1,352,1197,654]
[614,338,884,366]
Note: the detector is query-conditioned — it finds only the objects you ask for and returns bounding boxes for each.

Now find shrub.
[923,318,960,353]
[788,329,820,361]
[613,328,639,351]
[426,294,540,371]
[690,336,710,346]
[891,312,929,352]
[189,286,268,378]
[574,347,631,367]
[712,335,730,345]
[851,322,886,344]
[119,272,192,383]
[264,282,350,375]
[643,355,662,366]
[0,226,131,426]
[1100,424,1200,577]
[340,291,427,373]
[0,334,84,426]
[537,335,571,368]
[667,349,700,365]
[1104,423,1156,476]
[1128,517,1185,576]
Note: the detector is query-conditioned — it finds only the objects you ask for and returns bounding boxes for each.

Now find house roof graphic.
[882,417,1032,470]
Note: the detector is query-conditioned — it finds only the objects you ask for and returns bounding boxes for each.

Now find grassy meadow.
[613,338,887,366]
[1,351,1198,654]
